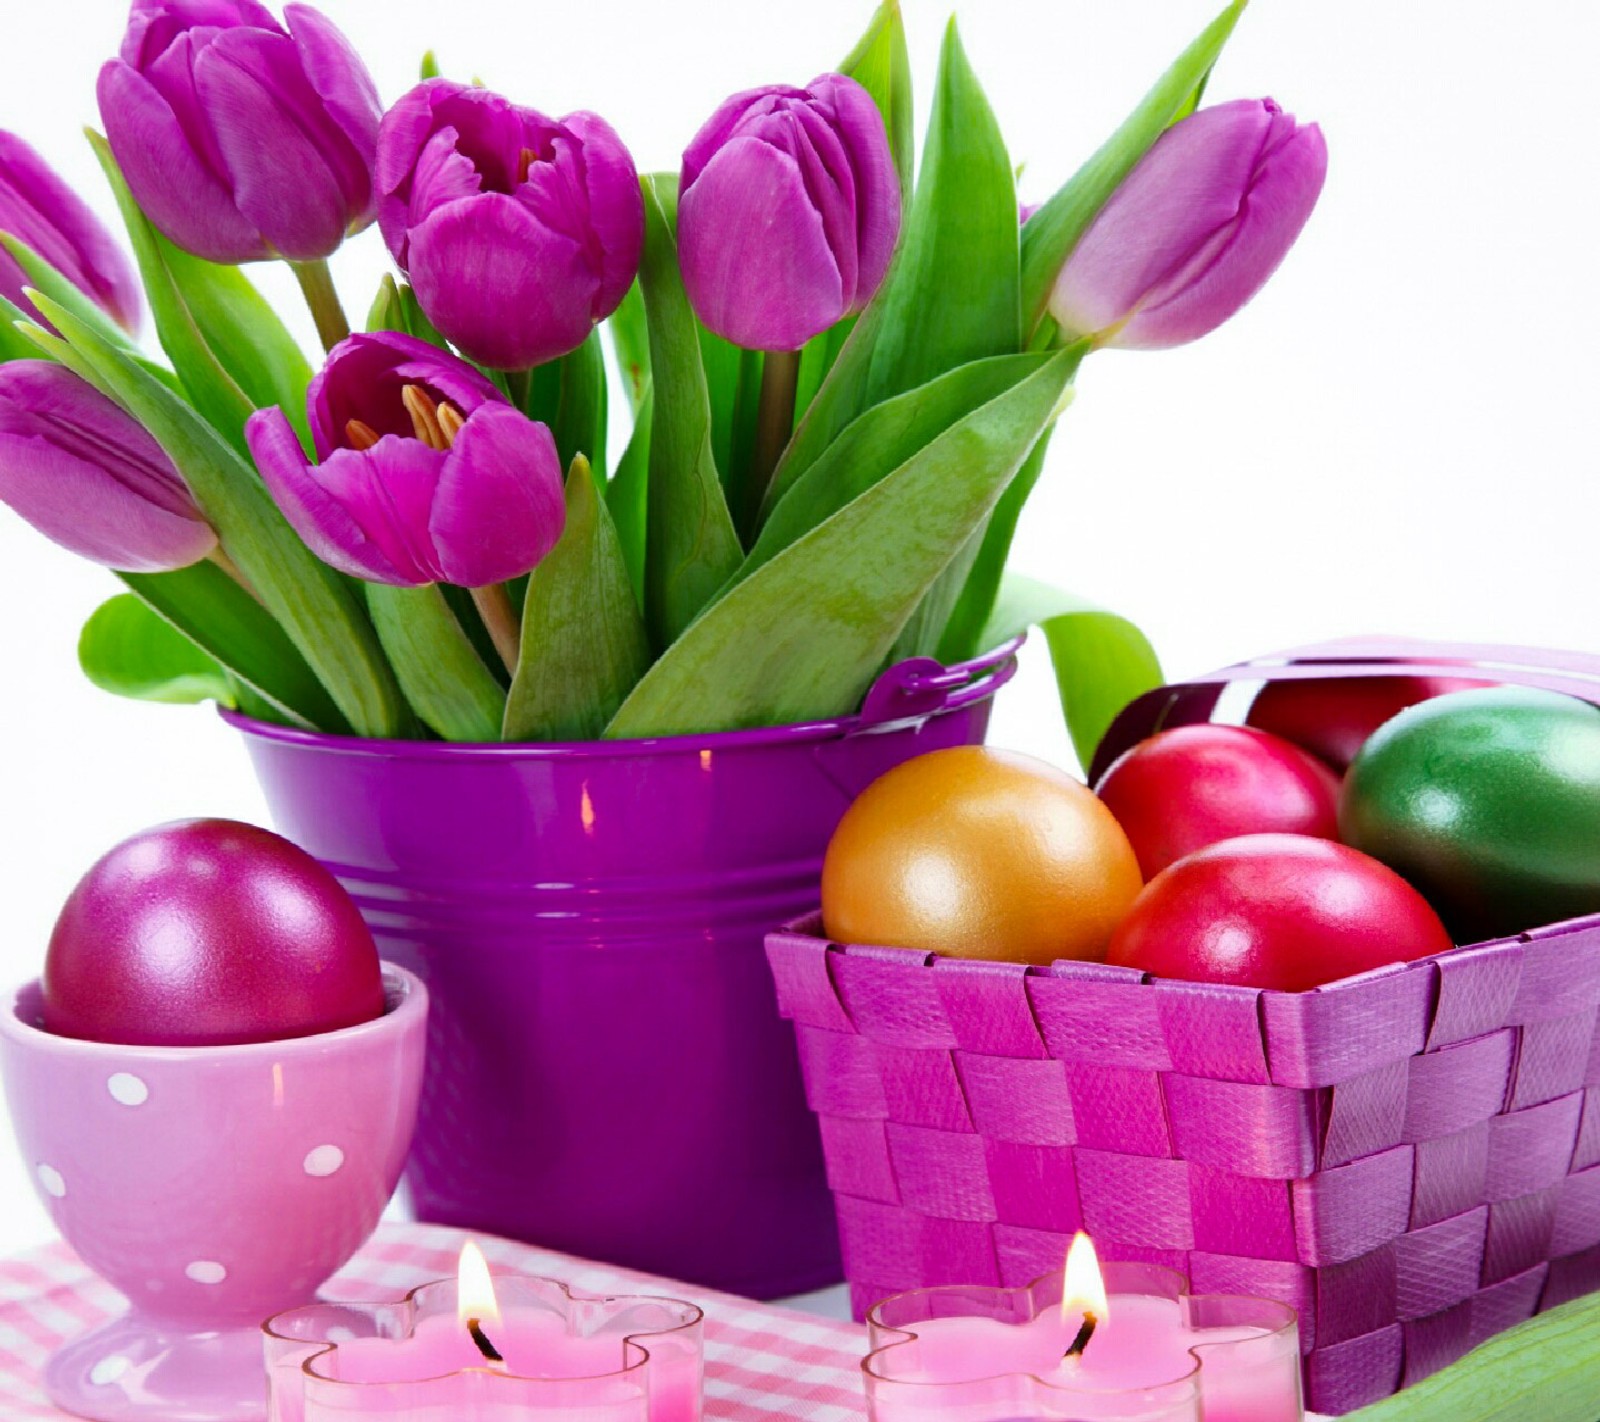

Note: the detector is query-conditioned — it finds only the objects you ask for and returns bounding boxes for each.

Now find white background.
[0,0,1596,1262]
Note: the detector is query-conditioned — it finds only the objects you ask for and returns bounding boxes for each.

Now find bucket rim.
[223,637,1023,763]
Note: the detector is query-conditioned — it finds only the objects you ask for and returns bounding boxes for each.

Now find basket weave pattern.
[769,908,1600,1415]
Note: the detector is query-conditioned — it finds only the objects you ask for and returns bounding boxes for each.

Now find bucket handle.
[853,635,1026,733]
[1088,635,1600,783]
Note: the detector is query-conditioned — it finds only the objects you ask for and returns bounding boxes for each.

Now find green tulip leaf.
[88,131,313,454]
[749,352,1053,581]
[765,16,1019,521]
[636,174,742,648]
[33,292,411,738]
[607,348,1076,738]
[0,233,139,356]
[118,559,347,730]
[365,584,504,742]
[80,593,234,707]
[1018,0,1247,335]
[551,328,609,483]
[0,298,43,363]
[366,274,447,348]
[980,572,1163,773]
[420,50,441,80]
[607,280,650,414]
[607,382,653,603]
[505,456,652,742]
[938,339,1090,661]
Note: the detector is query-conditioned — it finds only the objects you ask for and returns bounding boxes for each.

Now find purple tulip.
[1048,99,1327,351]
[0,131,141,334]
[97,0,381,264]
[0,361,215,571]
[376,81,643,371]
[246,332,565,587]
[678,74,900,352]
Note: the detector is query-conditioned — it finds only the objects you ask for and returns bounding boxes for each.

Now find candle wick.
[467,1317,504,1364]
[1064,1310,1098,1359]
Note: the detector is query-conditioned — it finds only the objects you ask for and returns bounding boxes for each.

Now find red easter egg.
[1095,724,1340,879]
[1106,833,1454,992]
[43,819,385,1046]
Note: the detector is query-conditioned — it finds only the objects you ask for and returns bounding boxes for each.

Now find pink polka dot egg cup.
[0,964,428,1422]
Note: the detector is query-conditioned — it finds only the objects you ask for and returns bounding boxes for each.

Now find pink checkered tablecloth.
[0,1221,869,1419]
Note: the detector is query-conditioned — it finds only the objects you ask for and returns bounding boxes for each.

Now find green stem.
[743,347,801,540]
[505,367,534,413]
[471,583,522,676]
[291,259,350,354]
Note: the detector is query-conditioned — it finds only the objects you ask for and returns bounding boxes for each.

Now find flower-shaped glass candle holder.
[264,1271,704,1422]
[863,1261,1301,1422]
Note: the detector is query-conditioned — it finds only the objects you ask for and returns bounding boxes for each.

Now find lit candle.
[863,1234,1301,1422]
[264,1243,703,1422]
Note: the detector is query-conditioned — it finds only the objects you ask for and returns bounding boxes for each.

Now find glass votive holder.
[264,1275,703,1422]
[863,1261,1301,1422]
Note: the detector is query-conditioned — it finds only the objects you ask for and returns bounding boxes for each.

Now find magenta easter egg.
[42,819,385,1046]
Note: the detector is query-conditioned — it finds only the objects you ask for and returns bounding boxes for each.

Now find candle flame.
[457,1241,502,1328]
[1061,1232,1109,1327]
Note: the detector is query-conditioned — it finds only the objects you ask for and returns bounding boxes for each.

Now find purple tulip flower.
[97,0,382,264]
[0,361,214,571]
[1048,98,1327,351]
[376,81,643,371]
[245,332,566,587]
[678,74,900,352]
[0,131,141,334]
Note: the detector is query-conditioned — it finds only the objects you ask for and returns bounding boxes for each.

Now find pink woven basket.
[766,638,1600,1416]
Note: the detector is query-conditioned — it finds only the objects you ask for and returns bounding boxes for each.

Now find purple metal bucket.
[227,642,1019,1299]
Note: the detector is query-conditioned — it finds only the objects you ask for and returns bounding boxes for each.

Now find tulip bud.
[1048,98,1327,351]
[97,1,381,264]
[376,81,643,372]
[678,74,900,352]
[0,131,141,334]
[0,361,215,571]
[246,332,566,587]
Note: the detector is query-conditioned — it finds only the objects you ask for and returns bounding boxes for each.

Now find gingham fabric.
[0,1222,869,1420]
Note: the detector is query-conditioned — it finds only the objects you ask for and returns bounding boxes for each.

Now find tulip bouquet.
[0,0,1324,755]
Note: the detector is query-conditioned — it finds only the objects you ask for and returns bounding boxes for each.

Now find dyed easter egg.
[43,819,384,1046]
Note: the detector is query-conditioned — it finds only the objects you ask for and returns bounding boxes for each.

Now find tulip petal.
[247,405,411,583]
[122,0,281,69]
[1118,122,1328,349]
[430,404,565,587]
[0,431,216,571]
[407,126,482,233]
[306,331,503,459]
[562,111,644,319]
[283,3,381,203]
[0,362,195,517]
[681,86,802,190]
[409,193,598,369]
[0,130,142,334]
[810,73,901,307]
[0,362,213,572]
[98,59,268,263]
[194,29,354,260]
[679,135,844,350]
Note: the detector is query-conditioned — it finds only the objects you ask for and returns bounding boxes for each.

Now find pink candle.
[265,1244,703,1422]
[864,1236,1301,1422]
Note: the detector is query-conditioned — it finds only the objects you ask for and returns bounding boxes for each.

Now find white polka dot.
[185,1261,226,1285]
[36,1165,65,1198]
[325,1327,356,1344]
[89,1357,129,1386]
[302,1145,345,1178]
[108,1074,149,1107]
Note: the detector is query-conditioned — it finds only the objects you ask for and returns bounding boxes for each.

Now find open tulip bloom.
[0,0,1323,751]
